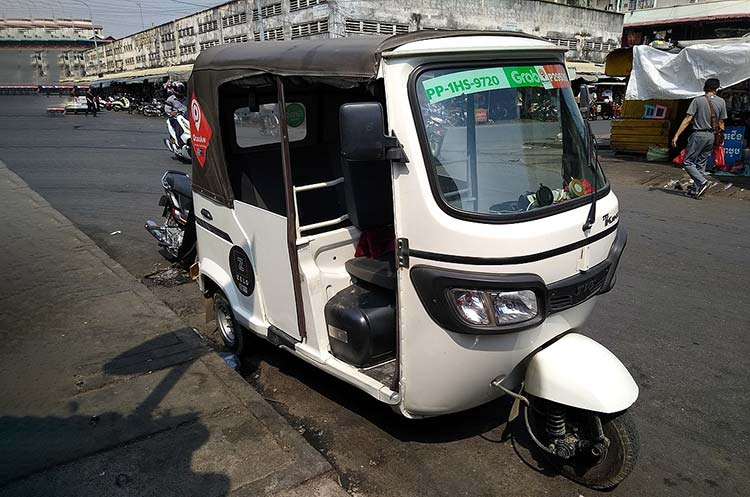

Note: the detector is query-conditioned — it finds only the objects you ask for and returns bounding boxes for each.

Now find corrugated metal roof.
[624,0,750,27]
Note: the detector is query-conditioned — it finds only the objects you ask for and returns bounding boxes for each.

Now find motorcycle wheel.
[113,106,120,112]
[213,292,245,354]
[525,403,639,490]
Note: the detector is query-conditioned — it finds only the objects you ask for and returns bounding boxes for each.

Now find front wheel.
[525,402,639,490]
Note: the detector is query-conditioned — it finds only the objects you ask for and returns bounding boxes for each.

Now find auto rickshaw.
[188,31,639,489]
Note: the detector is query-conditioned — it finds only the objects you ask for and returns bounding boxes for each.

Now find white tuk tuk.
[188,31,639,489]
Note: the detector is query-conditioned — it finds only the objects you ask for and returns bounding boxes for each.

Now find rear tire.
[213,293,245,354]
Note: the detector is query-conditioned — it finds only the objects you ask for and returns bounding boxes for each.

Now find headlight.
[450,289,490,325]
[490,290,538,325]
[450,288,539,327]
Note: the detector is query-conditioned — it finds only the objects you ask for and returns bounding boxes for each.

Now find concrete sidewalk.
[0,161,347,497]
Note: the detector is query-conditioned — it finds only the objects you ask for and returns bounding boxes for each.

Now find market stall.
[606,41,750,174]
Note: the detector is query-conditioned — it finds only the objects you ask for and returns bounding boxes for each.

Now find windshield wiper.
[582,121,599,232]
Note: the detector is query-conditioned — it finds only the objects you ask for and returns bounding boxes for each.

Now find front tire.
[213,293,245,354]
[525,403,639,490]
[556,410,639,489]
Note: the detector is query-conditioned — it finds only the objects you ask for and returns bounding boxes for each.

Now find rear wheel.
[525,402,639,490]
[213,293,245,354]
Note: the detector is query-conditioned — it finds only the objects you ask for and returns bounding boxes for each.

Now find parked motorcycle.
[144,171,196,267]
[142,98,165,117]
[110,96,130,112]
[164,113,191,162]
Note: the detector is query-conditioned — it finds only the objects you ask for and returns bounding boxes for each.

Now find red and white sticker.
[539,65,570,89]
[190,94,212,168]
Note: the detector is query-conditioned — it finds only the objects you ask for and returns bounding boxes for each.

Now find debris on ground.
[109,230,122,235]
[220,352,240,371]
[724,182,733,190]
[143,266,192,287]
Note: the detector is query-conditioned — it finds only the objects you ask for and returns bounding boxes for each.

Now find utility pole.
[73,0,100,76]
[137,2,145,30]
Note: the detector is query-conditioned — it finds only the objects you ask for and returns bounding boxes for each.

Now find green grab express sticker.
[422,65,570,103]
[422,68,510,104]
[285,102,305,128]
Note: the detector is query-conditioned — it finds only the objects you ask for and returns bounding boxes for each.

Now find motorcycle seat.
[166,173,193,198]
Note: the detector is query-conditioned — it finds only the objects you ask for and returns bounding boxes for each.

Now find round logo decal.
[286,103,305,128]
[229,246,255,296]
[191,98,201,130]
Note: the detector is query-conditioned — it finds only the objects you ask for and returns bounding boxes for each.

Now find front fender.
[524,333,638,413]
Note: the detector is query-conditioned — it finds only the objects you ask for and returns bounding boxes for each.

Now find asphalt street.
[1,95,748,497]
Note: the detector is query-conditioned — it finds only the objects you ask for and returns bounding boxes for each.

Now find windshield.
[414,64,606,219]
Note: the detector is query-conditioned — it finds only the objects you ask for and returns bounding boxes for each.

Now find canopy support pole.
[276,76,307,340]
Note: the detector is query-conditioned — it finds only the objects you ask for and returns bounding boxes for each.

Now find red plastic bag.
[673,149,686,165]
[712,146,725,168]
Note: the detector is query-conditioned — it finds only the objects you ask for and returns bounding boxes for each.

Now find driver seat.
[340,151,395,291]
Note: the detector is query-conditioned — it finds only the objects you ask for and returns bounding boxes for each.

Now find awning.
[565,61,606,75]
[79,64,194,86]
[623,0,750,27]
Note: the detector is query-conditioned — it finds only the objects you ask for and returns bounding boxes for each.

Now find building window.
[253,3,282,19]
[225,33,249,44]
[199,20,218,33]
[254,27,284,41]
[200,39,220,50]
[345,19,408,35]
[546,37,578,49]
[178,26,195,37]
[163,48,176,57]
[180,44,196,55]
[291,19,328,39]
[583,41,618,52]
[222,12,247,28]
[289,0,326,12]
[160,32,175,42]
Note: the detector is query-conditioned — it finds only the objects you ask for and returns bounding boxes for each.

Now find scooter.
[144,171,196,267]
[110,95,130,112]
[164,113,191,162]
[143,99,165,117]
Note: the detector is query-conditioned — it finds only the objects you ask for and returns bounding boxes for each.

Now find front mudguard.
[524,333,638,413]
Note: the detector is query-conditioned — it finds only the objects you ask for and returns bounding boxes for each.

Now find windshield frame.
[407,59,610,225]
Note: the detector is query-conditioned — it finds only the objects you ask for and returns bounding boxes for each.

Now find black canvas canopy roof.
[193,30,546,80]
[189,30,551,206]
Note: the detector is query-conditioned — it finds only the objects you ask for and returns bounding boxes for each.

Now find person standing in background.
[85,88,98,117]
[671,78,726,197]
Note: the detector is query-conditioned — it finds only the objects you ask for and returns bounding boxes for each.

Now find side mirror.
[339,102,403,162]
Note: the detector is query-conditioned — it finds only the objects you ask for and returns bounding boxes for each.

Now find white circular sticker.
[191,99,201,130]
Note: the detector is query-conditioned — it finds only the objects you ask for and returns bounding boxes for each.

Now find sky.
[0,0,224,38]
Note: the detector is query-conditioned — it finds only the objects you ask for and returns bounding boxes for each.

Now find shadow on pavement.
[0,332,231,497]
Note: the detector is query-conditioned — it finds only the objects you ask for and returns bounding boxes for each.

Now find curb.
[0,160,346,497]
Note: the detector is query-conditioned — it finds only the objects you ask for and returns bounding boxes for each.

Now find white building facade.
[80,0,625,80]
[0,18,104,84]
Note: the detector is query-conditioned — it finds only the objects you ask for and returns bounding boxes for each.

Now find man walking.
[671,78,726,197]
[85,88,98,117]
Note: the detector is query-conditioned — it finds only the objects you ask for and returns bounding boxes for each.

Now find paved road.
[1,95,748,497]
[589,118,611,139]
